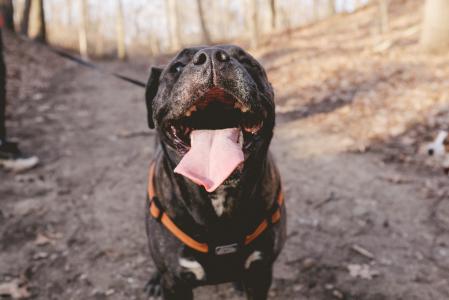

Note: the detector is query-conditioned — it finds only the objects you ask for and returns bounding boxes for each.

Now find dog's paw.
[144,272,162,299]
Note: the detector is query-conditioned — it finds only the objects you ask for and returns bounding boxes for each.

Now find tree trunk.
[247,0,259,48]
[420,0,449,52]
[220,0,232,40]
[166,0,181,51]
[378,0,389,33]
[78,0,88,59]
[116,0,126,60]
[0,0,14,32]
[196,0,211,44]
[313,0,320,20]
[269,0,276,30]
[149,35,161,56]
[28,0,46,43]
[95,28,104,57]
[67,0,72,25]
[20,0,31,36]
[326,0,336,16]
[95,9,104,57]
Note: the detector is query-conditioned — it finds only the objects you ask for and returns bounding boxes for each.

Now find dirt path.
[1,59,449,300]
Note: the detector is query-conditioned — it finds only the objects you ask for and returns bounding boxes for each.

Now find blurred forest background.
[2,0,448,59]
[2,0,449,58]
[1,0,449,299]
[1,0,388,58]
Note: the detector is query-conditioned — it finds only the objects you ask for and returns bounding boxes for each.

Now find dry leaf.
[379,174,412,184]
[34,233,52,246]
[33,252,49,260]
[347,264,380,280]
[0,280,31,299]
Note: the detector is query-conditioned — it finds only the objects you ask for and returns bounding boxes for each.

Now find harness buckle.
[214,243,239,255]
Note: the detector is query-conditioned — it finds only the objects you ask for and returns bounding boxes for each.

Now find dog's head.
[145,45,275,185]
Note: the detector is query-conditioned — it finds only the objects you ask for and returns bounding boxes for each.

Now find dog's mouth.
[166,87,265,152]
[165,87,266,192]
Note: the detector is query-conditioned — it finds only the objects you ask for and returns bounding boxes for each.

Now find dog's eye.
[170,62,185,73]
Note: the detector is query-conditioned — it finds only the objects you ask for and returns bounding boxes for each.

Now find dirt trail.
[0,55,448,300]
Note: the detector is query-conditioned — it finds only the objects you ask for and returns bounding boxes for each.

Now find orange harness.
[147,163,284,255]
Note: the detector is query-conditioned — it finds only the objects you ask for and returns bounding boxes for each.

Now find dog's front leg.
[159,273,193,300]
[242,252,273,300]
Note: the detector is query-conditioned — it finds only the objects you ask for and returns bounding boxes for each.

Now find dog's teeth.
[185,106,197,117]
[233,102,249,112]
[243,121,263,134]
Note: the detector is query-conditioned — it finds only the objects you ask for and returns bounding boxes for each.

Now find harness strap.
[147,163,284,254]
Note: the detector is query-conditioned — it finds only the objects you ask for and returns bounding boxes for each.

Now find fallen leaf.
[34,233,51,246]
[347,264,380,280]
[302,257,317,270]
[34,232,62,247]
[379,174,412,184]
[0,280,31,299]
[332,289,344,299]
[33,252,49,260]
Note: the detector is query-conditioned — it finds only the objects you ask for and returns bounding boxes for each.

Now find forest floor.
[1,0,449,299]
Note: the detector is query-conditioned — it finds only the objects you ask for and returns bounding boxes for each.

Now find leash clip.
[215,243,239,255]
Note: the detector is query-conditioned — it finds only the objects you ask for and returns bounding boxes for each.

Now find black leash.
[49,47,146,88]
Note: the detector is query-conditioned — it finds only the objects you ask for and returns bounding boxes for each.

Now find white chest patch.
[245,251,263,269]
[179,258,205,281]
[210,186,228,216]
[209,182,239,216]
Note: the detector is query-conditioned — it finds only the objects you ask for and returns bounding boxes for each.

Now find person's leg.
[0,29,7,142]
[0,29,39,172]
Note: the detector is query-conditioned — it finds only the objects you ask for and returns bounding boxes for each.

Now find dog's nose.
[428,148,434,156]
[215,50,230,62]
[193,49,230,66]
[193,51,208,65]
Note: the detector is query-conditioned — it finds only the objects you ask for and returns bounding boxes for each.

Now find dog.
[427,130,449,174]
[143,45,286,299]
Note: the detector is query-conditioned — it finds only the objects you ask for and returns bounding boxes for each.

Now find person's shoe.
[0,141,39,172]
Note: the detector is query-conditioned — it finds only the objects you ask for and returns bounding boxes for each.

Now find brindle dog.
[144,45,286,300]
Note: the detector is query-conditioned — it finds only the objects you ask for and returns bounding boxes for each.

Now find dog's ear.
[145,66,163,129]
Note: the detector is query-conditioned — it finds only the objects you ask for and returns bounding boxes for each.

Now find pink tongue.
[174,128,244,192]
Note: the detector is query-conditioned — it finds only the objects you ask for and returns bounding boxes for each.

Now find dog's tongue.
[174,128,244,192]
